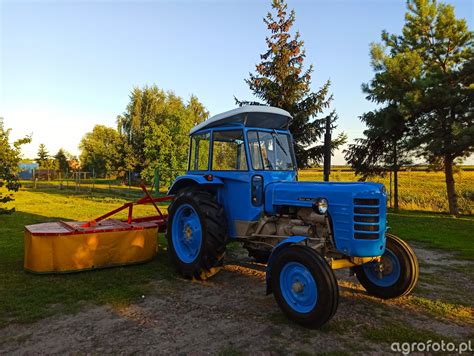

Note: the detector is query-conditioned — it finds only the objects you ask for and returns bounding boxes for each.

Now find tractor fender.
[167,175,224,195]
[265,235,308,295]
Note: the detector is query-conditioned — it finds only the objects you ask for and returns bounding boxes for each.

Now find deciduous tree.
[79,125,121,177]
[117,86,208,184]
[0,118,31,214]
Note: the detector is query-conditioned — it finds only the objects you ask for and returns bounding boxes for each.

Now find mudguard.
[265,235,308,295]
[167,174,224,195]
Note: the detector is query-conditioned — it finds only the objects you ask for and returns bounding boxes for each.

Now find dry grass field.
[299,169,474,214]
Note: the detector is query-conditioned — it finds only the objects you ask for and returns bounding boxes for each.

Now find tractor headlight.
[313,198,328,215]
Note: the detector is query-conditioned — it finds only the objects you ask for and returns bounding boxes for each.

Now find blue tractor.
[166,106,419,328]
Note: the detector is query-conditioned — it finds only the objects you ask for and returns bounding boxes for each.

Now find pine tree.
[54,149,70,174]
[344,105,412,210]
[35,144,49,168]
[242,0,346,167]
[364,0,473,215]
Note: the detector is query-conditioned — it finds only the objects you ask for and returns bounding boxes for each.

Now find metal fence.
[20,169,186,198]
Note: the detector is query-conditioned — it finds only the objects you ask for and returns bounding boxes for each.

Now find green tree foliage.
[54,149,70,174]
[0,118,31,214]
[79,125,121,178]
[362,0,473,215]
[35,143,49,168]
[117,85,208,184]
[242,0,346,167]
[345,105,412,209]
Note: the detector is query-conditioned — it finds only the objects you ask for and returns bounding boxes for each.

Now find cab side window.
[189,133,210,171]
[212,130,248,171]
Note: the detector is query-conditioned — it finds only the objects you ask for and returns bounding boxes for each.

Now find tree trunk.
[394,168,399,211]
[444,155,459,215]
[393,140,399,211]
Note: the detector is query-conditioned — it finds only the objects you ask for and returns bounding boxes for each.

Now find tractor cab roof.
[189,105,292,135]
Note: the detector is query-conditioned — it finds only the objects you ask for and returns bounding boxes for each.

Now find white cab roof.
[190,105,292,135]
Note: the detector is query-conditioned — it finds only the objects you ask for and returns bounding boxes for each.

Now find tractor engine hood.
[265,181,386,214]
[265,181,388,257]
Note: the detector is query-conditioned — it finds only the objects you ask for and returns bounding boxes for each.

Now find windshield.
[247,130,295,171]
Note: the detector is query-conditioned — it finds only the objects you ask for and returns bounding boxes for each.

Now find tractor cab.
[166,105,419,329]
[169,106,297,236]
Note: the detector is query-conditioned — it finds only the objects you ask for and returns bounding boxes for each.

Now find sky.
[1,0,473,164]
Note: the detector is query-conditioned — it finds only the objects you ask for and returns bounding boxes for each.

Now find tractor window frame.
[211,129,249,172]
[188,131,211,171]
[246,130,296,171]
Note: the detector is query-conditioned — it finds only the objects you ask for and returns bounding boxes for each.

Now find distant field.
[299,169,474,214]
[19,167,474,214]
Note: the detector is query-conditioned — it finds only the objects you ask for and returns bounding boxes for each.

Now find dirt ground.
[1,243,473,355]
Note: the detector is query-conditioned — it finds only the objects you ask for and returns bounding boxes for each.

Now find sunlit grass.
[408,296,474,324]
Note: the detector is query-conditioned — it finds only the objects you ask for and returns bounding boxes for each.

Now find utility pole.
[323,115,331,182]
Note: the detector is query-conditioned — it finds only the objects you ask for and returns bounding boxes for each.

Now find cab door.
[209,128,262,237]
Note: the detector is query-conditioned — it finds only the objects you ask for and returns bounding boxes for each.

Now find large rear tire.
[271,245,339,329]
[354,233,419,299]
[167,189,227,280]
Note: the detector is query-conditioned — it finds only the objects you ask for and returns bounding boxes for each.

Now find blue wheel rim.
[363,248,401,287]
[171,204,202,264]
[279,262,318,313]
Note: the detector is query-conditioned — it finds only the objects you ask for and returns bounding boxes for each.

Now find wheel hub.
[292,281,304,293]
[279,261,318,313]
[185,225,193,240]
[375,255,394,278]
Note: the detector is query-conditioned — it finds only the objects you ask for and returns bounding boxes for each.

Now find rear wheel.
[271,245,339,328]
[354,233,419,299]
[167,189,227,280]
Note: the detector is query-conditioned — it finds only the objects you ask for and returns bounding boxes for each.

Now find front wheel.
[271,245,339,329]
[354,233,419,299]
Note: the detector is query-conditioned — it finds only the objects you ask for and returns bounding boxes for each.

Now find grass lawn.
[0,187,174,328]
[0,186,472,327]
[387,210,474,260]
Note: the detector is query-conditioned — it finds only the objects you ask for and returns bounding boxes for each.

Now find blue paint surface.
[169,124,387,257]
[171,204,202,263]
[280,261,318,313]
[363,248,401,287]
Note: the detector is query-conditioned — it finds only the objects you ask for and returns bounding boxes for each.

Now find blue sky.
[1,0,472,164]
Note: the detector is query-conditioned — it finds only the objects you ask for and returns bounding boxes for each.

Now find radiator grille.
[354,215,379,223]
[353,198,380,240]
[354,207,379,214]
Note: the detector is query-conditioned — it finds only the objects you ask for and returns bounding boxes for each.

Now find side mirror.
[251,175,264,206]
